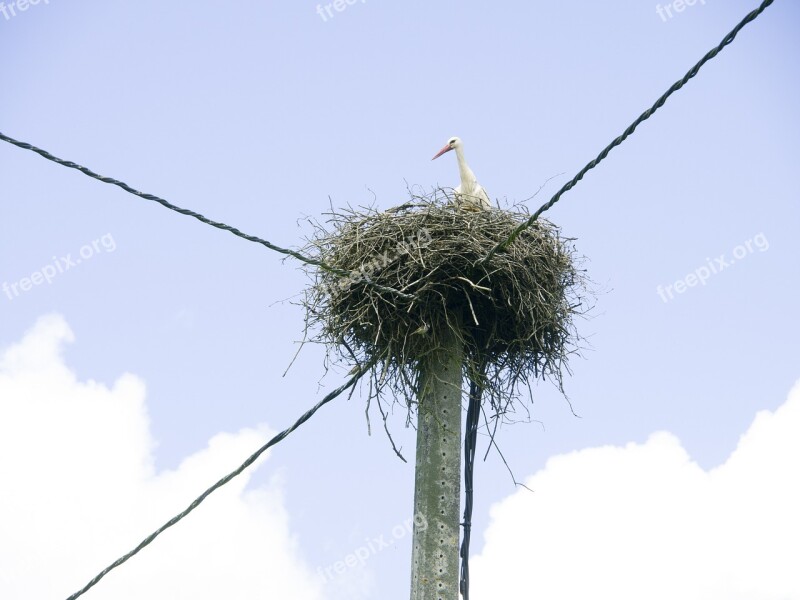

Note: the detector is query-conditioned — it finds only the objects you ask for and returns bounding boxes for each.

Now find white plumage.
[432,136,492,211]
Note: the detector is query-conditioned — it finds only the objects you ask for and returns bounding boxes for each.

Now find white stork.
[432,136,492,211]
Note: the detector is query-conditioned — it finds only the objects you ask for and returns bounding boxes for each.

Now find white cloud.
[4,315,798,600]
[470,382,800,600]
[0,314,323,600]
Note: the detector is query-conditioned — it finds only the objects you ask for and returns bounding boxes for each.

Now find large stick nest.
[301,188,589,423]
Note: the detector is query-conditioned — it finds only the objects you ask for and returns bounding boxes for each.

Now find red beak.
[432,144,453,160]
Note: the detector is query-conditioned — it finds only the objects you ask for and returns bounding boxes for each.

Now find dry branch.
[301,188,589,422]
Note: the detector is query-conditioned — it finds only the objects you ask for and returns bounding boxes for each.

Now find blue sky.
[1,2,798,599]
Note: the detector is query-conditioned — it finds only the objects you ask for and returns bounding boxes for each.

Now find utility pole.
[305,197,585,599]
[409,324,463,600]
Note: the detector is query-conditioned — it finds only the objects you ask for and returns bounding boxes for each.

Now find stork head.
[432,136,462,160]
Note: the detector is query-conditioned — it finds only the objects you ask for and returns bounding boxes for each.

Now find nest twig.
[301,188,590,427]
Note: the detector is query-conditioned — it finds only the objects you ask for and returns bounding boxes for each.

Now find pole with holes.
[409,324,463,600]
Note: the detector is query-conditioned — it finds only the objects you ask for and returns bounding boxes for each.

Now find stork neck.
[454,145,477,188]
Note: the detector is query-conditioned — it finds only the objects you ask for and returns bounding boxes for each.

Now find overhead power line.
[0,132,335,270]
[0,0,776,281]
[0,130,412,299]
[460,361,486,600]
[481,0,776,263]
[64,361,373,600]
[0,1,777,598]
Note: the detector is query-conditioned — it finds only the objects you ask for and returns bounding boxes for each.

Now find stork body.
[432,136,492,211]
